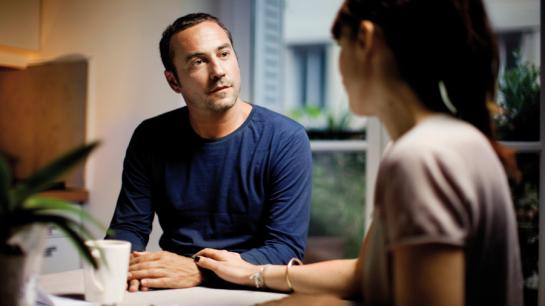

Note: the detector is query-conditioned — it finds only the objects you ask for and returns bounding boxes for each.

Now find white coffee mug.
[83,239,131,305]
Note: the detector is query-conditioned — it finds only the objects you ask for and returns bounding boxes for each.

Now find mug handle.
[86,248,105,292]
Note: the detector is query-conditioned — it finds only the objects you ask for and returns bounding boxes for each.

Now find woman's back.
[364,114,523,306]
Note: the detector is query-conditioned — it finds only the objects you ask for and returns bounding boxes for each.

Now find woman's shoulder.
[382,114,502,183]
[388,115,491,159]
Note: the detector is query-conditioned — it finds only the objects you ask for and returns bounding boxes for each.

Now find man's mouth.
[209,85,231,94]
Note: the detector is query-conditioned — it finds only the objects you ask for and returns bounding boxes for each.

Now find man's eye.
[192,59,204,66]
[220,51,230,58]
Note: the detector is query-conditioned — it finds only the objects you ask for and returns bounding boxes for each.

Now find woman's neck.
[376,81,434,141]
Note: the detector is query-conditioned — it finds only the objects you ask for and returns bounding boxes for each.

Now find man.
[107,13,312,291]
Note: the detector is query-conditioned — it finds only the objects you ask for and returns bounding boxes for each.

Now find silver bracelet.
[249,265,269,288]
[285,258,303,292]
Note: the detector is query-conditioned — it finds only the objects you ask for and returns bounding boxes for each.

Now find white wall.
[0,0,40,50]
[39,0,220,249]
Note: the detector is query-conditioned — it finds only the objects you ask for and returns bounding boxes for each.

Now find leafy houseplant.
[0,142,102,306]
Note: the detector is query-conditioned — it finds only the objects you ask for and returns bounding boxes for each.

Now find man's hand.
[127,279,144,292]
[127,251,203,290]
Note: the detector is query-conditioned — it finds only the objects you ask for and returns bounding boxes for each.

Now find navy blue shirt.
[108,105,312,264]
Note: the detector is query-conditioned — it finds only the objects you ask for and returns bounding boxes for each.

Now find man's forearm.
[106,227,147,251]
[241,242,303,265]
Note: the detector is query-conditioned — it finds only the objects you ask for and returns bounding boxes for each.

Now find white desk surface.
[39,269,288,306]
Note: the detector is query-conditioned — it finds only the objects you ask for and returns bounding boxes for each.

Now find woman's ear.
[164,70,182,93]
[357,20,377,52]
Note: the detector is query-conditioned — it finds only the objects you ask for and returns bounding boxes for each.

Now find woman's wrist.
[249,265,269,288]
[257,264,297,292]
[285,258,303,292]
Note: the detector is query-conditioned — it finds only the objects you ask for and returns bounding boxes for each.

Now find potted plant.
[0,142,102,306]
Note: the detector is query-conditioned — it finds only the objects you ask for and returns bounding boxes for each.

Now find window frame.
[538,71,544,306]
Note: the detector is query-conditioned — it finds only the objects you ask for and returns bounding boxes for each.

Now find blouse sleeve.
[376,147,473,250]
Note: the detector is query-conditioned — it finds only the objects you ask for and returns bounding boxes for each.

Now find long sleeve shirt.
[107,105,312,264]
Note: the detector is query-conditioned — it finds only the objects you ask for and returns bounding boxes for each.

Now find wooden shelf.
[37,188,88,204]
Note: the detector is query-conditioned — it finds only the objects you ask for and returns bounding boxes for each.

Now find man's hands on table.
[127,251,202,291]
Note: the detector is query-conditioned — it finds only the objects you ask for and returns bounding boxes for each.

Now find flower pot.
[0,225,47,306]
[0,254,36,306]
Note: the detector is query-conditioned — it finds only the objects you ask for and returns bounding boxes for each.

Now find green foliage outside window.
[309,152,366,258]
[496,52,540,141]
[495,52,541,303]
[289,106,366,140]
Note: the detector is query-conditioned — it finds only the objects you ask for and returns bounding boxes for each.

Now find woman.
[194,0,524,305]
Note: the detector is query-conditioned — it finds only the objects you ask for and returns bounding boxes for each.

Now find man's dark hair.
[159,13,234,74]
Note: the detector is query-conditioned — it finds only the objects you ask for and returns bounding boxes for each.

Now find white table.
[39,270,288,306]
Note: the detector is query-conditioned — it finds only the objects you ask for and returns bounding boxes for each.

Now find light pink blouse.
[362,115,523,306]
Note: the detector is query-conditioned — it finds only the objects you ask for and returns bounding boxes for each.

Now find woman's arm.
[194,249,360,298]
[393,244,464,306]
[264,258,359,296]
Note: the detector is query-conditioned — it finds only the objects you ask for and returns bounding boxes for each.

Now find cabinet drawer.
[46,225,66,238]
[40,237,81,274]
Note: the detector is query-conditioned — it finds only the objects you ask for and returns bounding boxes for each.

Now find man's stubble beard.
[206,91,240,113]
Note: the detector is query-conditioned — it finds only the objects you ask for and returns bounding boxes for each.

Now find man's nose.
[209,58,226,80]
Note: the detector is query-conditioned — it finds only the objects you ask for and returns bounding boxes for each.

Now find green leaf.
[12,142,99,206]
[23,197,106,232]
[0,155,11,214]
[28,209,97,243]
[304,106,322,118]
[50,219,99,269]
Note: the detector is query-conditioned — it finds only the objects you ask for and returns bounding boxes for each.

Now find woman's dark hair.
[159,13,233,74]
[332,0,519,179]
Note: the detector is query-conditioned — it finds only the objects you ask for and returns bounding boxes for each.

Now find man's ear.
[164,70,182,93]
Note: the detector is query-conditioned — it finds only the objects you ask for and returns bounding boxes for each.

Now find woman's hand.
[193,248,261,287]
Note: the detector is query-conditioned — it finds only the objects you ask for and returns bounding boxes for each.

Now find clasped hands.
[126,248,257,292]
[126,249,347,306]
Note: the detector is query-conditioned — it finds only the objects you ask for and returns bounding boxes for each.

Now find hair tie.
[439,80,457,114]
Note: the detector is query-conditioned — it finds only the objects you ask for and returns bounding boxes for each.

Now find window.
[252,0,372,262]
[290,44,327,109]
[305,143,367,260]
[491,6,541,304]
[495,42,541,305]
[252,0,284,111]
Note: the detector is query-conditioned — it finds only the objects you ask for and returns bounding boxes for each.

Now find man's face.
[167,21,241,113]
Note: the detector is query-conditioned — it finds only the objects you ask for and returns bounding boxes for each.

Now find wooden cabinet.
[0,60,87,188]
[0,58,89,274]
